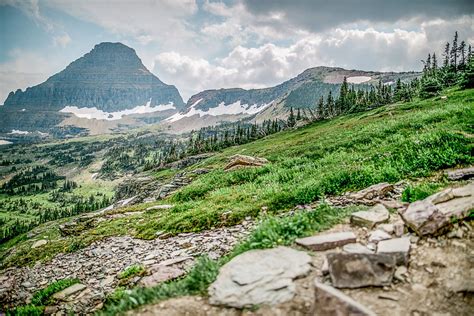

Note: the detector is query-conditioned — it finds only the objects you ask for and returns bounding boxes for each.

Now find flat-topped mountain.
[0,42,184,135]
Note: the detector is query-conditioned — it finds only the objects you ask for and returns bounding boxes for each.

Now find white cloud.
[0,49,63,104]
[53,33,71,47]
[154,18,472,101]
[44,0,198,50]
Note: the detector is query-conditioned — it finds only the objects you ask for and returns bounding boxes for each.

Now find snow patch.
[59,99,175,121]
[166,99,272,123]
[21,108,26,112]
[9,129,29,135]
[0,140,13,145]
[347,76,371,84]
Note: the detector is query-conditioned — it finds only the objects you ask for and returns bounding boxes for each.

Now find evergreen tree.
[460,57,474,89]
[287,107,296,127]
[459,40,466,69]
[443,42,450,68]
[450,31,459,71]
[296,108,301,120]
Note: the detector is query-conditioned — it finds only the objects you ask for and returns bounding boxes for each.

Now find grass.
[6,278,79,315]
[401,182,446,202]
[2,88,473,268]
[133,88,474,237]
[99,204,359,315]
[30,278,80,306]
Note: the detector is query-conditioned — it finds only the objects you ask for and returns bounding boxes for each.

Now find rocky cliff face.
[3,42,184,112]
[0,42,184,135]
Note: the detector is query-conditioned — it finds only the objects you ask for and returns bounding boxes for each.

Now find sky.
[0,0,473,103]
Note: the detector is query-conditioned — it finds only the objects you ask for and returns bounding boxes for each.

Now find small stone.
[368,230,392,243]
[52,284,87,301]
[410,235,420,244]
[394,266,408,282]
[350,204,390,229]
[377,237,411,265]
[295,231,356,251]
[31,239,48,249]
[342,243,373,254]
[139,266,185,287]
[379,224,394,234]
[313,281,376,316]
[393,222,405,237]
[158,256,193,266]
[445,166,474,181]
[378,294,399,301]
[327,253,396,288]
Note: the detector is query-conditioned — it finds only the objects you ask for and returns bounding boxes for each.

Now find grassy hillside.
[2,87,472,269]
[134,87,472,237]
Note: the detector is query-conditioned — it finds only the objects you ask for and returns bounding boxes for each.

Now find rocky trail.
[1,166,473,315]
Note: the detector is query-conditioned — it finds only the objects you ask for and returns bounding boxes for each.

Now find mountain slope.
[165,66,419,131]
[0,42,185,135]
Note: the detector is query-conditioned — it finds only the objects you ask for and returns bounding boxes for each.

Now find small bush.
[402,183,443,202]
[118,265,146,280]
[30,278,80,306]
[6,305,44,316]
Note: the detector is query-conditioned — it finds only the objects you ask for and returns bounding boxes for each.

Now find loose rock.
[350,204,390,228]
[224,154,269,171]
[295,231,356,251]
[327,253,396,288]
[313,281,376,316]
[31,239,48,249]
[52,283,87,301]
[342,243,374,254]
[368,230,392,243]
[208,247,311,308]
[377,237,411,266]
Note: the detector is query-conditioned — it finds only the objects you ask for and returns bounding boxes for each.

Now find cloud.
[44,0,198,51]
[154,19,472,101]
[53,33,71,47]
[0,49,64,104]
[242,0,474,32]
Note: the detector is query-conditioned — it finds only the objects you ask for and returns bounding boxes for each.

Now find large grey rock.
[327,253,396,288]
[377,237,411,265]
[296,231,356,251]
[400,183,474,236]
[350,204,390,228]
[313,281,376,316]
[208,246,311,308]
[52,283,87,301]
[445,167,474,181]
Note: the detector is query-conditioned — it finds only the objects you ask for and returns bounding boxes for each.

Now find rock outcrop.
[224,154,269,171]
[400,182,474,236]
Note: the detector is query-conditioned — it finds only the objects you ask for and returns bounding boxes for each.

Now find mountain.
[164,66,419,132]
[0,42,185,135]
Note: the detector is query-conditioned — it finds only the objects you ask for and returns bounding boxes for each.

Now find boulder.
[296,231,356,251]
[59,217,96,236]
[52,283,87,301]
[313,281,376,316]
[31,239,48,249]
[349,183,394,200]
[376,237,411,265]
[445,167,474,181]
[350,204,390,228]
[208,246,311,308]
[400,183,474,236]
[224,154,269,171]
[327,253,396,288]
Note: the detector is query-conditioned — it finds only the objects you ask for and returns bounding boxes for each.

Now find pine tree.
[459,40,466,68]
[443,42,450,68]
[316,96,324,119]
[450,31,459,71]
[296,108,301,120]
[287,107,296,127]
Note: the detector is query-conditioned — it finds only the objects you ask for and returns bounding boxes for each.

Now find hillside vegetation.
[2,87,472,271]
